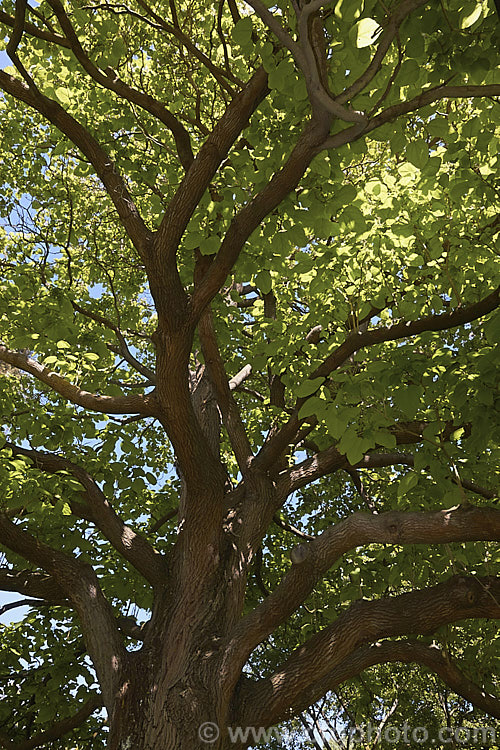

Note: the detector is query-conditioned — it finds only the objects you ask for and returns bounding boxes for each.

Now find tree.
[0,0,498,747]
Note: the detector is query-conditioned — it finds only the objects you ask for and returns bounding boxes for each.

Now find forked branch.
[238,634,500,727]
[223,506,500,674]
[0,514,126,707]
[3,441,166,587]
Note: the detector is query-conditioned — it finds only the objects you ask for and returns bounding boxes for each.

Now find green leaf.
[199,236,220,255]
[296,377,325,398]
[298,396,326,420]
[231,17,253,47]
[484,311,500,345]
[397,472,418,498]
[393,385,423,419]
[405,140,429,170]
[354,18,382,48]
[255,269,272,294]
[54,87,71,105]
[460,2,482,28]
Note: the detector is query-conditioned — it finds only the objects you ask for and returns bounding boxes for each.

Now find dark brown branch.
[0,696,103,750]
[0,597,46,618]
[3,441,166,587]
[45,0,194,171]
[273,514,315,541]
[359,452,498,500]
[323,85,500,150]
[152,66,269,313]
[0,345,156,415]
[223,506,500,678]
[190,113,339,321]
[0,567,67,603]
[254,547,270,598]
[279,421,468,497]
[238,631,500,728]
[0,8,70,47]
[314,288,499,380]
[198,306,253,472]
[257,287,499,472]
[0,70,152,258]
[150,506,179,533]
[0,514,126,708]
[71,300,156,383]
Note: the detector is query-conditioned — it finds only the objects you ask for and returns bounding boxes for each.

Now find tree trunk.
[108,652,233,750]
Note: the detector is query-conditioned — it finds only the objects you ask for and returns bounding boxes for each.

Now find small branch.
[337,0,427,105]
[359,452,498,500]
[150,506,179,532]
[254,547,270,597]
[0,8,70,47]
[346,469,378,513]
[72,301,156,383]
[0,597,47,618]
[135,0,241,91]
[273,514,315,541]
[0,696,103,750]
[5,0,38,89]
[0,345,156,415]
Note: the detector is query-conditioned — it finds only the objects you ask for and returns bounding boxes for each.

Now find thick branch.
[0,71,151,258]
[238,630,500,727]
[152,66,269,302]
[246,0,365,123]
[223,506,500,675]
[189,114,336,320]
[278,421,475,496]
[0,345,156,415]
[0,567,67,603]
[0,515,126,708]
[3,441,166,587]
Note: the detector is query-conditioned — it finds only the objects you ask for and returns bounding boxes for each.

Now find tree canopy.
[0,0,499,748]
